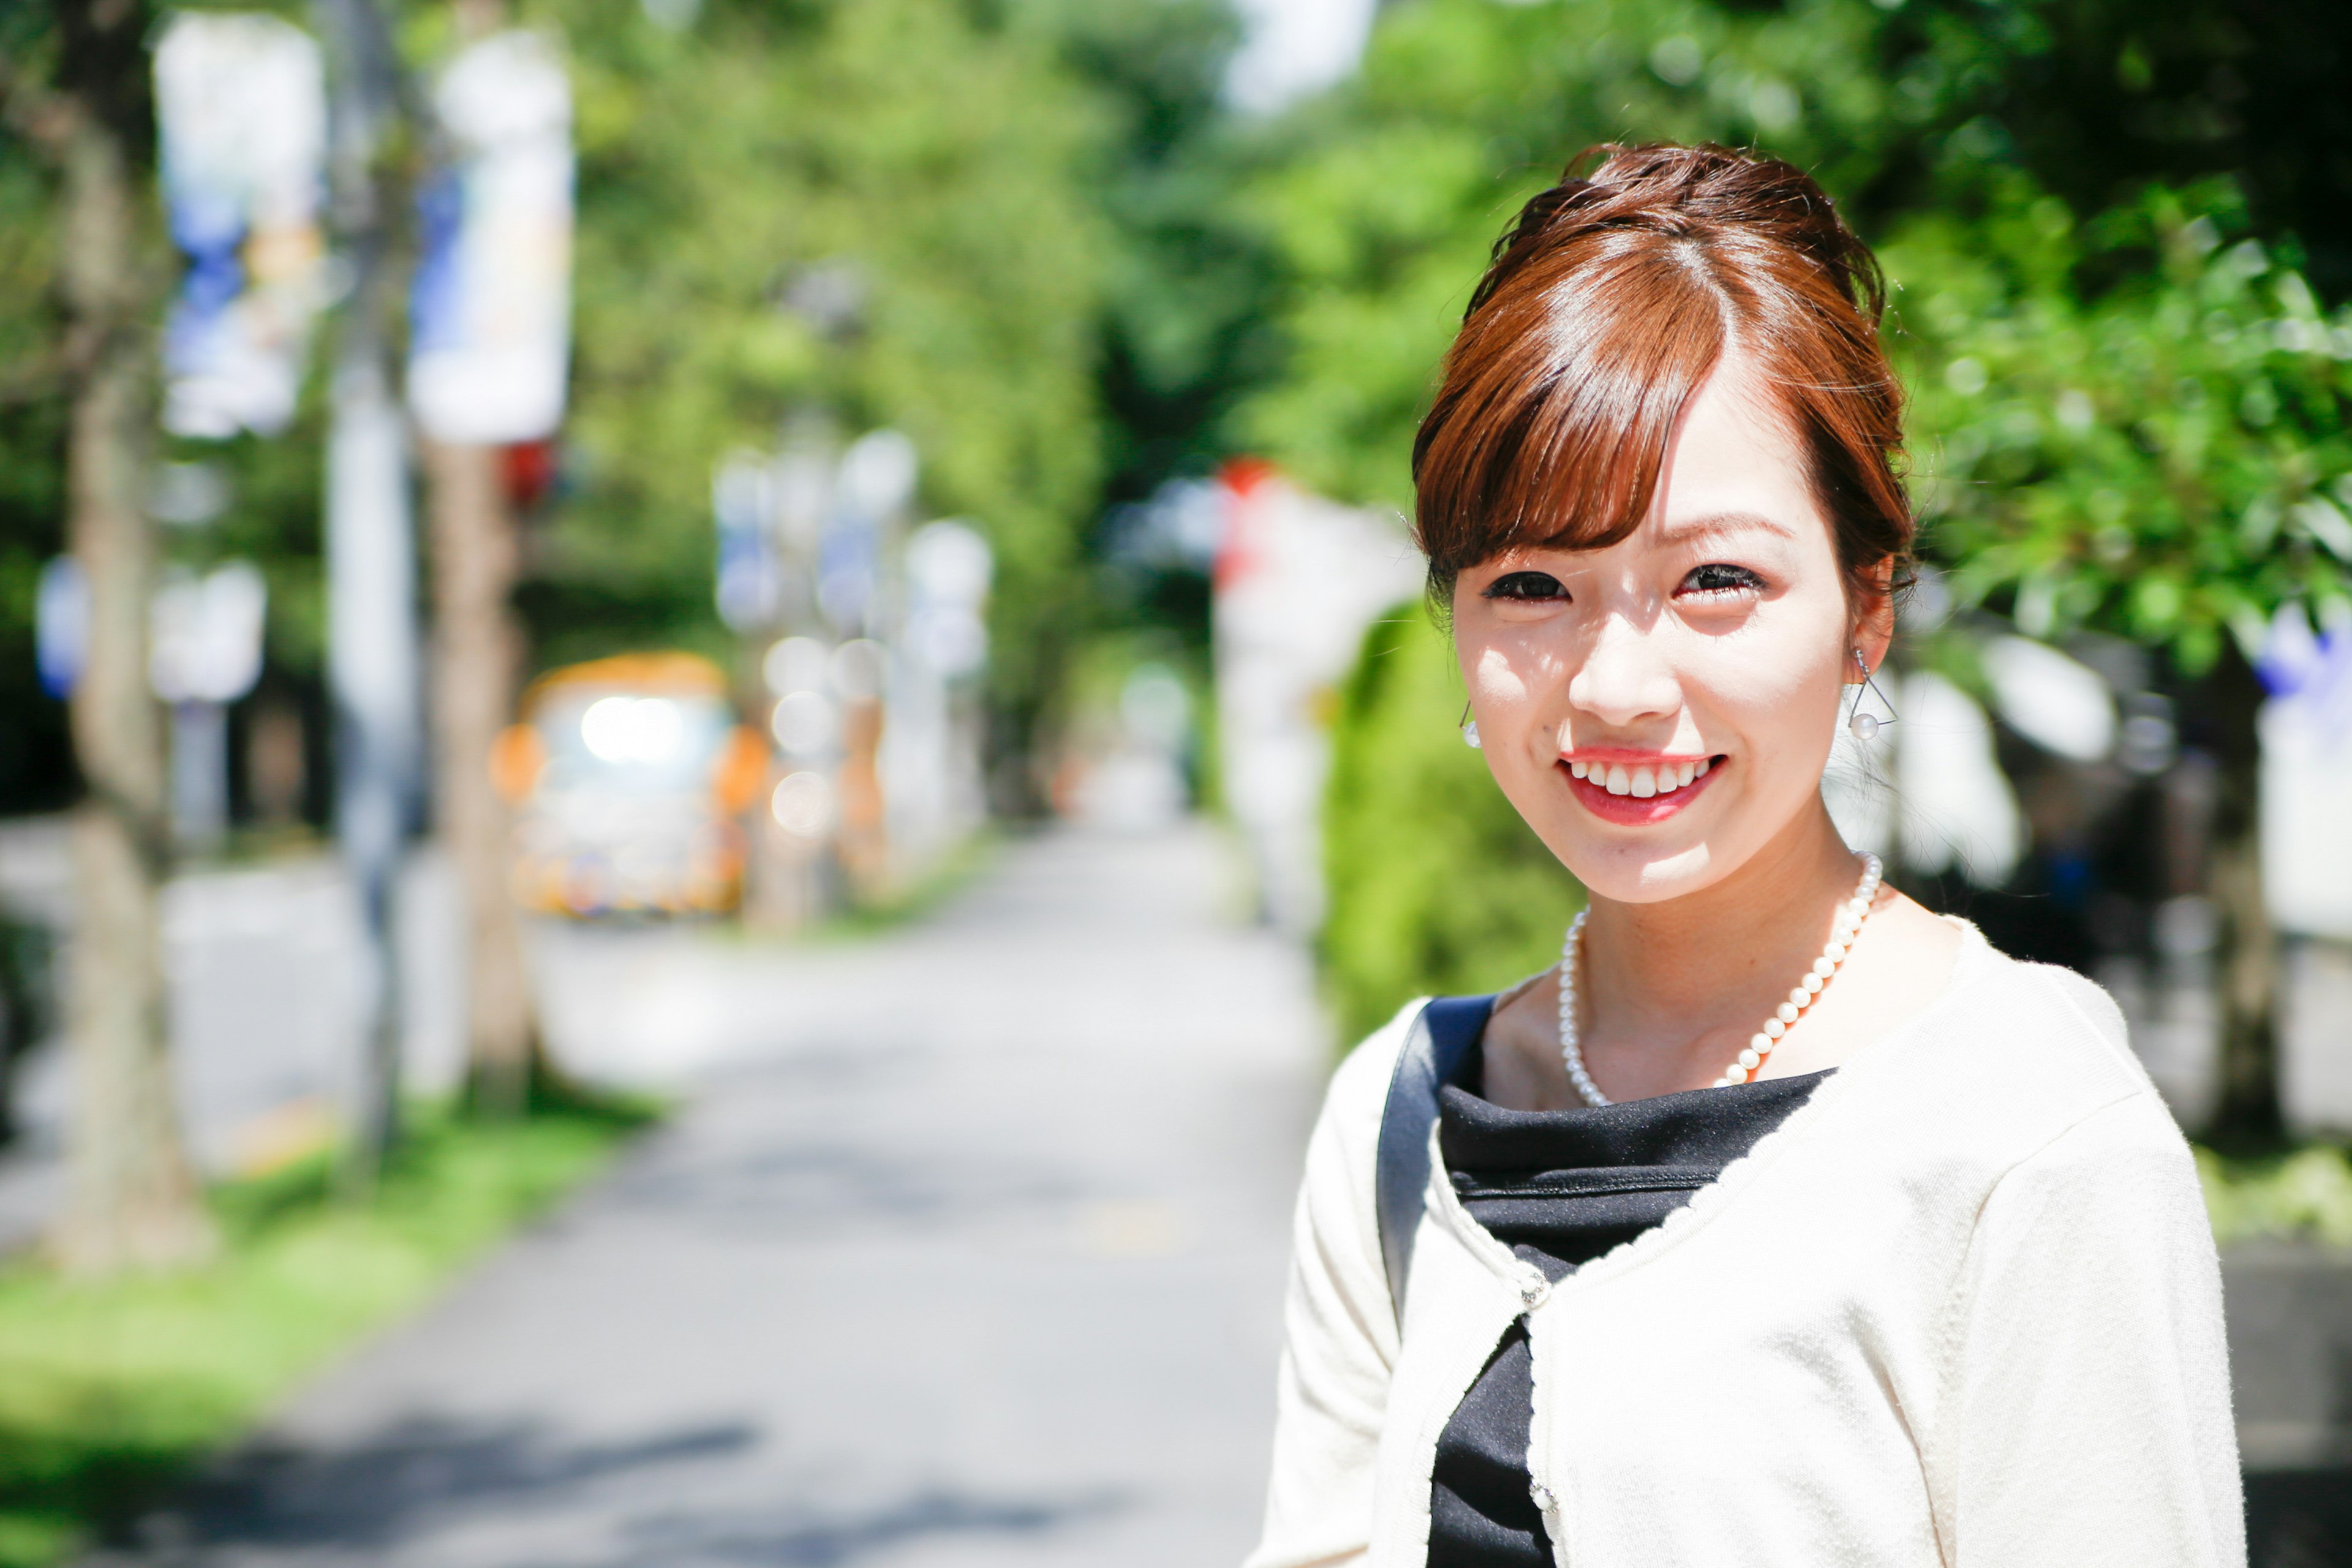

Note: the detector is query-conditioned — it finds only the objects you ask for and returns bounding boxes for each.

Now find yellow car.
[494,652,767,916]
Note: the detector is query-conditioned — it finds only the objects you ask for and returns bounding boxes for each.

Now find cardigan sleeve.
[1244,1008,1415,1568]
[1939,1093,2244,1568]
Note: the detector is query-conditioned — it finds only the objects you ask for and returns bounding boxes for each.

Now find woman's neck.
[1578,803,1864,1079]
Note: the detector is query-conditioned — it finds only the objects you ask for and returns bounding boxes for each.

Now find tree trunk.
[2206,644,2282,1144]
[48,0,216,1272]
[424,438,537,1114]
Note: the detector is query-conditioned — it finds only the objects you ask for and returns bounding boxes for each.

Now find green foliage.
[535,0,1110,718]
[1021,0,1265,503]
[1888,179,2352,673]
[1230,0,1928,514]
[0,1100,646,1568]
[2198,1142,2352,1249]
[1321,600,1581,1046]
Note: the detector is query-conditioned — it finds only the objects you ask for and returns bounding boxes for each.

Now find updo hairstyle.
[1412,143,1912,609]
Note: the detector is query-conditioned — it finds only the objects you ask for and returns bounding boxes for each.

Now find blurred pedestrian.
[1250,145,2240,1568]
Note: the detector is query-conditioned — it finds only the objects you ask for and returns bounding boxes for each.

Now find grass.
[2198,1141,2352,1250]
[0,1098,653,1567]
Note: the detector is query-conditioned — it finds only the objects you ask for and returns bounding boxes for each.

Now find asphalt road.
[88,823,1329,1568]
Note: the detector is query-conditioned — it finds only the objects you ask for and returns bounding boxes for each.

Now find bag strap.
[1375,994,1495,1330]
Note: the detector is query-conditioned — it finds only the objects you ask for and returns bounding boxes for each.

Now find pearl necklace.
[1557,853,1883,1108]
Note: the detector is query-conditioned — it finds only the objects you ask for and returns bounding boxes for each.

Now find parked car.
[494,652,767,917]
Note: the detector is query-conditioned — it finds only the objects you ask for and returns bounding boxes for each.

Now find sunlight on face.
[1451,350,1876,903]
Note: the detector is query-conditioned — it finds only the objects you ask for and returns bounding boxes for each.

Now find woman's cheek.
[1686,633,1841,734]
[1469,643,1534,714]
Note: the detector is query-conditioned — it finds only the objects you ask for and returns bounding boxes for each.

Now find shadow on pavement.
[605,1488,1130,1567]
[89,1417,1125,1566]
[99,1419,756,1555]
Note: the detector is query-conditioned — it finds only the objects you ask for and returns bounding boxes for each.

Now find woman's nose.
[1567,612,1681,727]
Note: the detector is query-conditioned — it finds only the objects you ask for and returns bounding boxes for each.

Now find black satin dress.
[1424,1053,1832,1567]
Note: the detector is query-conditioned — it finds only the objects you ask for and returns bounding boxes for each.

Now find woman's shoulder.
[1823,922,2190,1188]
[1983,940,2189,1146]
[1951,925,2151,1090]
[1320,997,1431,1139]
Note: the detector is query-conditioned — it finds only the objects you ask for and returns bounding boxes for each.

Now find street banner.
[2260,604,2352,939]
[408,30,575,444]
[150,562,270,707]
[153,12,328,439]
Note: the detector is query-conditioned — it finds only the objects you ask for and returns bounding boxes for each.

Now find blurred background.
[0,0,2349,1563]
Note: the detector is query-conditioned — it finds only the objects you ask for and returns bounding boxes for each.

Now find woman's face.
[1452,352,1885,905]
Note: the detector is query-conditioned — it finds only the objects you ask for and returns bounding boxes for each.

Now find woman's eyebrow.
[1656,510,1798,546]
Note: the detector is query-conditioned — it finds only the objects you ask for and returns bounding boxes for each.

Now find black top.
[1425,1051,1830,1568]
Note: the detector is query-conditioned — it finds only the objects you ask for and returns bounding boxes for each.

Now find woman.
[1246,145,2240,1568]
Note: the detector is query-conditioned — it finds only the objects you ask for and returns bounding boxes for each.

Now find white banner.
[408,31,575,445]
[154,12,328,439]
[151,562,269,706]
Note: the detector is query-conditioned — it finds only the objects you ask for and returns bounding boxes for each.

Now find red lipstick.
[1558,752,1725,826]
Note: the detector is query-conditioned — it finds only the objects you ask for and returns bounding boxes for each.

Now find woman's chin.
[1543,829,1729,905]
[1536,773,1746,903]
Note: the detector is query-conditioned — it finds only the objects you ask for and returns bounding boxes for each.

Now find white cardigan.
[1246,923,2244,1568]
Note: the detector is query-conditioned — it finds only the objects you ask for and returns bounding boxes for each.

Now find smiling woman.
[1248,146,2242,1568]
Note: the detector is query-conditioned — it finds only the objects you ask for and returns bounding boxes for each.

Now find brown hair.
[1411,143,1910,609]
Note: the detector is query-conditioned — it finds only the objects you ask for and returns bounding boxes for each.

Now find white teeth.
[1696,758,1711,777]
[1582,760,1705,796]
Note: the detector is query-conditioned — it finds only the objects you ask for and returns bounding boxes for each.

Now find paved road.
[98,824,1328,1568]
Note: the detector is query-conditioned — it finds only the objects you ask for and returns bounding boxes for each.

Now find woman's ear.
[1852,558,1898,673]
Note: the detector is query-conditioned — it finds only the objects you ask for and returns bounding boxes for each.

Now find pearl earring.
[1460,701,1480,750]
[1848,650,1898,741]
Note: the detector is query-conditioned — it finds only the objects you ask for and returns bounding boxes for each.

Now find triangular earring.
[1849,650,1898,741]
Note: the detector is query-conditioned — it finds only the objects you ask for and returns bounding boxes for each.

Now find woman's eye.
[1678,562,1765,598]
[1483,571,1569,602]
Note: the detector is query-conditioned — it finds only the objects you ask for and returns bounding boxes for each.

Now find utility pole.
[316,0,422,1187]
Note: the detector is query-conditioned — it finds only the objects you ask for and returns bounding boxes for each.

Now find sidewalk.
[90,823,1329,1567]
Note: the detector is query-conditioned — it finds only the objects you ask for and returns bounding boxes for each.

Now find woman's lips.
[1559,755,1724,825]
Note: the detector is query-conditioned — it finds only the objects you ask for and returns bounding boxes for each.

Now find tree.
[406,0,545,1115]
[1887,179,2352,1135]
[521,0,1110,797]
[424,437,537,1112]
[1229,0,2352,511]
[1024,0,1266,512]
[3,0,214,1270]
[1228,0,1942,512]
